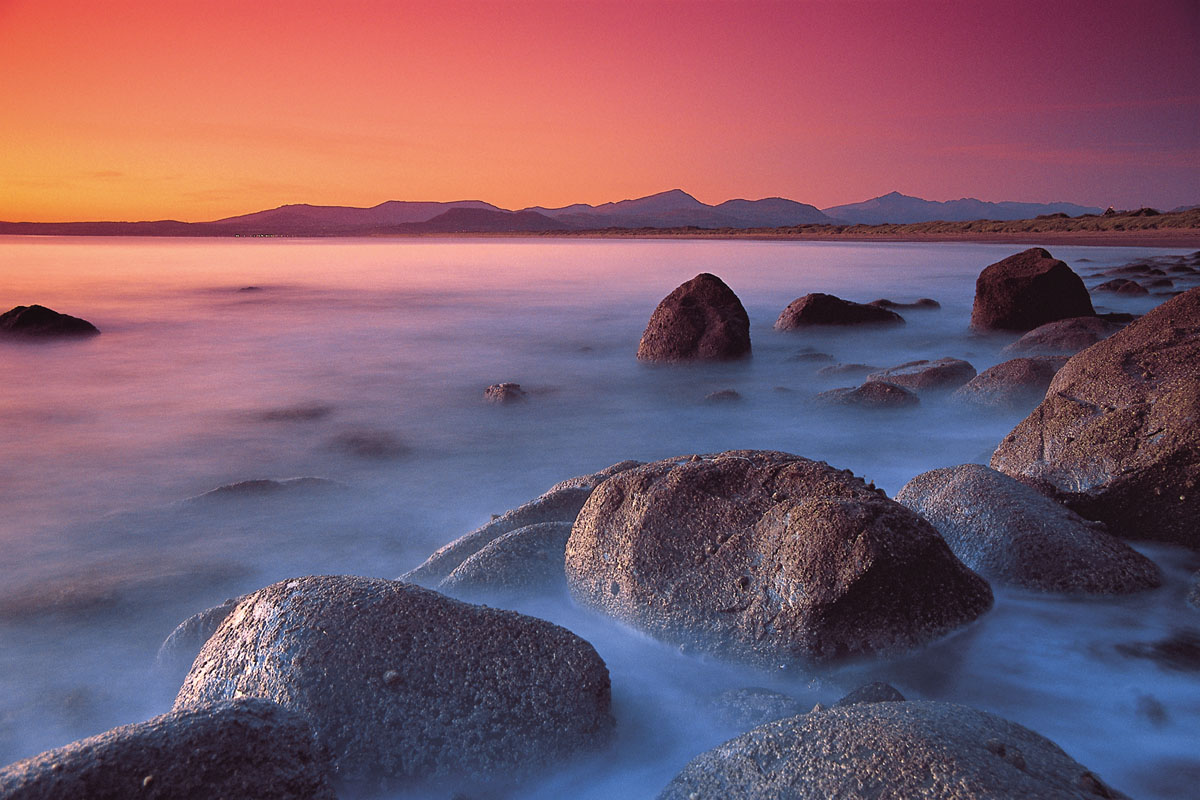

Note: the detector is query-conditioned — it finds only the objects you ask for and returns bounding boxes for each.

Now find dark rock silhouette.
[703,389,742,403]
[637,273,751,362]
[868,297,940,310]
[0,305,99,338]
[867,358,976,392]
[815,380,919,408]
[484,382,528,404]
[565,450,991,667]
[952,356,1066,410]
[970,248,1095,331]
[1001,316,1124,356]
[774,293,904,329]
[1095,278,1149,295]
[0,698,335,800]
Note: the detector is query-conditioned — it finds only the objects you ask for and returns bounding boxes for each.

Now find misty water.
[1,236,1197,798]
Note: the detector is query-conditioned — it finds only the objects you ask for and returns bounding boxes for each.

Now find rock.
[636,273,751,362]
[401,460,641,586]
[710,688,808,730]
[867,358,976,392]
[175,576,614,787]
[1189,571,1200,610]
[329,430,407,459]
[1001,316,1124,356]
[816,362,881,378]
[952,356,1067,411]
[484,382,527,404]
[1094,278,1149,296]
[438,521,574,602]
[703,389,742,403]
[814,380,919,409]
[991,288,1200,547]
[833,682,906,707]
[1104,263,1166,277]
[786,351,835,363]
[155,596,244,677]
[657,700,1129,800]
[868,297,940,310]
[0,698,335,800]
[895,464,1161,594]
[970,248,1095,332]
[182,477,344,505]
[1145,277,1175,289]
[1116,628,1200,672]
[0,305,100,338]
[774,293,904,329]
[565,450,992,667]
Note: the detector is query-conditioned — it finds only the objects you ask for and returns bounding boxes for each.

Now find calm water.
[1,236,1196,797]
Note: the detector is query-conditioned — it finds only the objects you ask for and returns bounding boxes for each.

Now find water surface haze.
[1,236,1196,798]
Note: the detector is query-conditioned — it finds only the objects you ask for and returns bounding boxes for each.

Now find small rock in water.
[1094,278,1149,296]
[1115,628,1200,672]
[0,304,100,338]
[703,389,742,403]
[816,362,881,378]
[815,380,919,408]
[330,430,408,459]
[774,293,904,328]
[868,297,940,310]
[867,357,976,393]
[258,404,333,422]
[484,382,528,404]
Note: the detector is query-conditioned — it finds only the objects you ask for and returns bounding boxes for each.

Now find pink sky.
[1,0,1196,221]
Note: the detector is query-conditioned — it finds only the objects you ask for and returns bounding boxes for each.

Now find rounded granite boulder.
[896,464,1161,594]
[565,450,992,667]
[636,273,751,362]
[952,356,1066,411]
[174,576,614,788]
[970,248,1095,332]
[1000,316,1125,356]
[866,357,977,393]
[774,293,904,329]
[814,380,919,409]
[438,520,574,602]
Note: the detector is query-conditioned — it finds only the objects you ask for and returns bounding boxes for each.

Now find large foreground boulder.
[0,698,334,800]
[637,273,751,361]
[991,287,1200,547]
[0,305,99,338]
[896,464,1161,594]
[952,356,1066,411]
[658,700,1129,800]
[774,293,903,329]
[174,576,613,788]
[970,248,1095,331]
[565,451,992,666]
[1001,315,1124,356]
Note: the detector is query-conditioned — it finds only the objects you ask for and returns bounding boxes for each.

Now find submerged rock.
[1001,315,1124,356]
[438,521,574,602]
[484,382,527,404]
[0,698,334,800]
[952,356,1066,411]
[970,248,1095,332]
[658,700,1129,800]
[1095,278,1149,296]
[814,380,919,408]
[175,576,614,788]
[0,305,100,338]
[896,464,1161,594]
[816,362,882,378]
[1116,628,1200,672]
[774,293,904,329]
[868,297,940,310]
[565,450,992,667]
[636,273,751,362]
[867,357,976,393]
[703,389,742,403]
[710,687,808,730]
[182,477,343,505]
[832,681,906,707]
[991,287,1200,547]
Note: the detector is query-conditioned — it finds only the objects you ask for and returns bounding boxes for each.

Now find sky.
[1,0,1197,222]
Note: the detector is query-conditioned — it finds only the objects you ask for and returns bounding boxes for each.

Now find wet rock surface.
[437,521,574,602]
[565,450,992,667]
[637,273,751,362]
[814,380,919,408]
[155,596,244,679]
[0,305,100,338]
[774,293,904,328]
[1001,316,1125,356]
[991,287,1200,547]
[484,382,527,404]
[896,464,1161,594]
[174,576,614,788]
[952,356,1067,411]
[658,700,1130,800]
[970,248,1095,332]
[867,357,976,392]
[0,698,335,800]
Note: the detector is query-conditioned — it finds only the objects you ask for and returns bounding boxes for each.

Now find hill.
[823,191,1102,225]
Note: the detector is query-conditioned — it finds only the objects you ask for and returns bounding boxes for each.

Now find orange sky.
[1,0,1197,222]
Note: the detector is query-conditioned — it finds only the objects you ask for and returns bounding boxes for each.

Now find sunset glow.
[1,0,1196,222]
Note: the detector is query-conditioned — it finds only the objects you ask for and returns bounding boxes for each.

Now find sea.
[0,235,1196,798]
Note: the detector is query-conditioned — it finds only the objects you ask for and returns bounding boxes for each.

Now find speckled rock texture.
[155,595,244,679]
[814,380,919,408]
[833,681,906,707]
[565,450,992,667]
[991,287,1200,547]
[0,304,100,338]
[0,698,334,800]
[438,521,574,602]
[896,464,1161,594]
[174,576,614,788]
[1001,316,1125,356]
[483,382,527,404]
[401,460,641,586]
[970,248,1095,332]
[774,293,904,329]
[867,357,977,392]
[657,700,1129,800]
[952,357,1067,411]
[636,273,751,361]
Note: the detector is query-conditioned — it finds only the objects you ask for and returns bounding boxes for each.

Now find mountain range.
[0,190,1108,236]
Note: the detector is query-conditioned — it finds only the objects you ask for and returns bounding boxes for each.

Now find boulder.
[636,273,751,362]
[155,596,244,678]
[991,288,1200,547]
[1001,316,1124,356]
[0,305,100,338]
[816,362,881,378]
[0,698,334,800]
[437,521,573,602]
[401,460,641,586]
[970,248,1095,331]
[774,293,904,329]
[1094,278,1149,296]
[484,382,527,404]
[832,681,906,707]
[565,451,992,667]
[867,358,976,392]
[814,380,919,409]
[952,356,1066,411]
[657,700,1129,800]
[703,389,742,403]
[896,464,1161,594]
[868,297,940,310]
[174,576,614,787]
